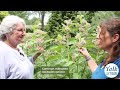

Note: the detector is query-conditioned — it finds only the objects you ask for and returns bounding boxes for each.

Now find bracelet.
[85,56,92,61]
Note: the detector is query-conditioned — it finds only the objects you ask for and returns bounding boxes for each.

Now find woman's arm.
[32,51,42,62]
[79,48,98,73]
[31,46,45,63]
[86,56,98,73]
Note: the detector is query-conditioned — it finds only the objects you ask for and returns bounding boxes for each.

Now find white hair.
[0,15,26,36]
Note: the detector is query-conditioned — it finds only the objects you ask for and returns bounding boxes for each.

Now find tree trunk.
[41,11,45,31]
[36,11,46,31]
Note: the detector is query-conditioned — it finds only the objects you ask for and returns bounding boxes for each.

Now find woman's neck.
[106,48,112,55]
[4,40,18,50]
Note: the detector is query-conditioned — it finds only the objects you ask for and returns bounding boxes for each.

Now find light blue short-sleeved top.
[0,41,34,79]
[92,57,120,79]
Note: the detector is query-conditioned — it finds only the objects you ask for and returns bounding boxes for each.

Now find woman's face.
[96,26,113,51]
[7,22,26,46]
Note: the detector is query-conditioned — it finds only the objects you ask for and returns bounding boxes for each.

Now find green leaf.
[57,34,63,41]
[63,61,74,66]
[44,39,54,44]
[47,45,58,50]
[72,73,79,79]
[68,38,77,45]
[47,55,60,61]
[69,64,77,73]
[53,59,67,66]
[48,45,66,52]
[39,54,45,61]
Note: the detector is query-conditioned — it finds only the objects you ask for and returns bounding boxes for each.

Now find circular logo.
[104,63,119,78]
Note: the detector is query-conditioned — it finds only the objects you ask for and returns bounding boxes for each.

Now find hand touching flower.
[78,47,90,57]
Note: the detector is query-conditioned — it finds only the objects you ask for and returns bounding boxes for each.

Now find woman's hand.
[79,47,98,72]
[78,47,90,57]
[37,46,45,54]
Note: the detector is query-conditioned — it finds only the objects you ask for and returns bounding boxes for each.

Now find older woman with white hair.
[0,15,44,79]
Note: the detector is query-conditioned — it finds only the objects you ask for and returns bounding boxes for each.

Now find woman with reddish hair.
[79,18,120,79]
